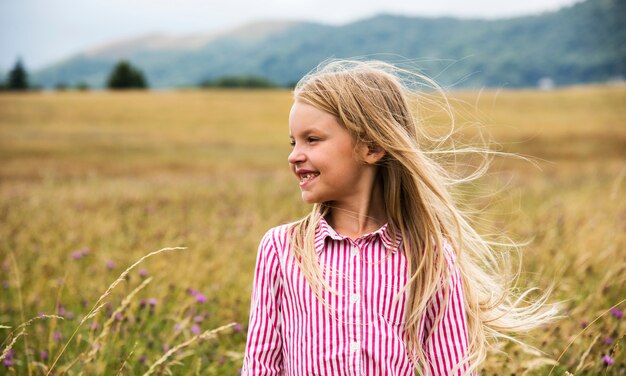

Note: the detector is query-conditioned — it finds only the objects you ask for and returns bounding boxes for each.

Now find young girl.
[242,60,555,375]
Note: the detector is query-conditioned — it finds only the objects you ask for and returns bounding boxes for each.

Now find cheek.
[325,161,362,187]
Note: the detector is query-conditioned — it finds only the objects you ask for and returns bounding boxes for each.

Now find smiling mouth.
[299,172,319,185]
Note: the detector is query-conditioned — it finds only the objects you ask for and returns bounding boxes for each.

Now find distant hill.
[31,0,625,89]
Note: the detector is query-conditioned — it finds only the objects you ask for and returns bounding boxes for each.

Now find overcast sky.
[1,0,581,72]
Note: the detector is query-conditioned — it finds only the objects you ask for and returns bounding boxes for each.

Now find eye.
[289,139,295,147]
[306,137,320,143]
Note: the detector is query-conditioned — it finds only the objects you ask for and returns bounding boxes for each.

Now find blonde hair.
[288,59,557,375]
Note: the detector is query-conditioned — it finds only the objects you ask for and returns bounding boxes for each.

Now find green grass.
[0,86,624,374]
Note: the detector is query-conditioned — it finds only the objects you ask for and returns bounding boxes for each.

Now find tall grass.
[0,86,624,374]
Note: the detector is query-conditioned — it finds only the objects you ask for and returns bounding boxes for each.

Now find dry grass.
[0,85,624,374]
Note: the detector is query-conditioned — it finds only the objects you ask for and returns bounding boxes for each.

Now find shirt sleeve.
[422,242,471,376]
[241,229,284,375]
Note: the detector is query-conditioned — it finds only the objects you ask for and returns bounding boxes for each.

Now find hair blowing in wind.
[288,59,559,374]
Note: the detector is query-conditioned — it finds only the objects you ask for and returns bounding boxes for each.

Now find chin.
[301,192,323,204]
[301,196,318,204]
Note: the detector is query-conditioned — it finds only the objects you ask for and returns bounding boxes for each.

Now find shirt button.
[350,293,359,303]
[350,341,359,352]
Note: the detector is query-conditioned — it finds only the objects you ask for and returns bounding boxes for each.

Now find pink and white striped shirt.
[242,217,470,375]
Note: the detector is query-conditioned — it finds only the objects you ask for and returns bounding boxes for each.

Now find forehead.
[288,100,339,136]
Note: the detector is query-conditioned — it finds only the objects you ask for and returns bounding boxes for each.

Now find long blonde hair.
[288,59,557,375]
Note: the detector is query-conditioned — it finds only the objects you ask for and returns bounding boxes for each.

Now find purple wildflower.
[187,288,209,303]
[139,268,148,278]
[604,336,614,345]
[53,331,62,342]
[139,354,147,365]
[195,293,208,304]
[191,325,201,334]
[174,323,182,332]
[3,349,14,367]
[71,247,91,260]
[194,315,203,323]
[581,320,588,329]
[115,312,123,321]
[148,298,157,307]
[139,299,147,309]
[234,323,242,333]
[106,260,115,270]
[610,307,623,319]
[90,321,99,331]
[40,350,48,361]
[602,355,614,366]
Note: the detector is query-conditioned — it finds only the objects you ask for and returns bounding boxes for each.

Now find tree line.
[0,59,149,91]
[1,58,284,91]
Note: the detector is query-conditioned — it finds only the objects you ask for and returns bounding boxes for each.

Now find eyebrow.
[289,128,323,139]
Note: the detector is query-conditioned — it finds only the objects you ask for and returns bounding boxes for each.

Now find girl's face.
[288,100,376,205]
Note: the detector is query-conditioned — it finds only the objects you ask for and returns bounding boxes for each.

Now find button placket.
[350,293,359,303]
[350,341,359,352]
[351,245,359,257]
[350,244,360,305]
[351,241,362,372]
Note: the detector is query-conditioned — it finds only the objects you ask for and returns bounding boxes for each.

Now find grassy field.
[0,86,624,375]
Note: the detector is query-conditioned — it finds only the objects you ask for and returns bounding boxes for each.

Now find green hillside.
[32,0,625,89]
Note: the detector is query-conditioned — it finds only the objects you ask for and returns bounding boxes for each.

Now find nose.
[288,144,305,165]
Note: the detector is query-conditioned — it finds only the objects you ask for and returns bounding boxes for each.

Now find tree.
[7,59,29,90]
[106,60,148,89]
[75,81,90,91]
[55,82,68,91]
[199,75,278,88]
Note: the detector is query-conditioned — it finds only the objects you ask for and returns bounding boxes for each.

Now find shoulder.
[432,237,457,261]
[441,238,458,265]
[433,237,460,274]
[259,222,298,255]
[431,238,466,305]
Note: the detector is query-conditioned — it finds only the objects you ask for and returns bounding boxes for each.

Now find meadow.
[0,85,624,375]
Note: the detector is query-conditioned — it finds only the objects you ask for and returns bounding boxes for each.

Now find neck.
[326,175,387,239]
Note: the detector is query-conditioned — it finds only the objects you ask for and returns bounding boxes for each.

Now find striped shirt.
[242,217,470,375]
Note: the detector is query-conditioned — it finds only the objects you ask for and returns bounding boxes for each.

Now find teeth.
[300,173,319,182]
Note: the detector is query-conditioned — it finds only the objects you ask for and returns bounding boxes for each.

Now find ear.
[359,142,386,165]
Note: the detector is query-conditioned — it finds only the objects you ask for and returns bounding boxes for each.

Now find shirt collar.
[314,216,402,256]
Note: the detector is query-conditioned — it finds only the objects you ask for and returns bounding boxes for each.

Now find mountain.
[31,0,625,89]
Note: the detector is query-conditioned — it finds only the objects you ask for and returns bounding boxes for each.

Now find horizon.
[0,0,581,73]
